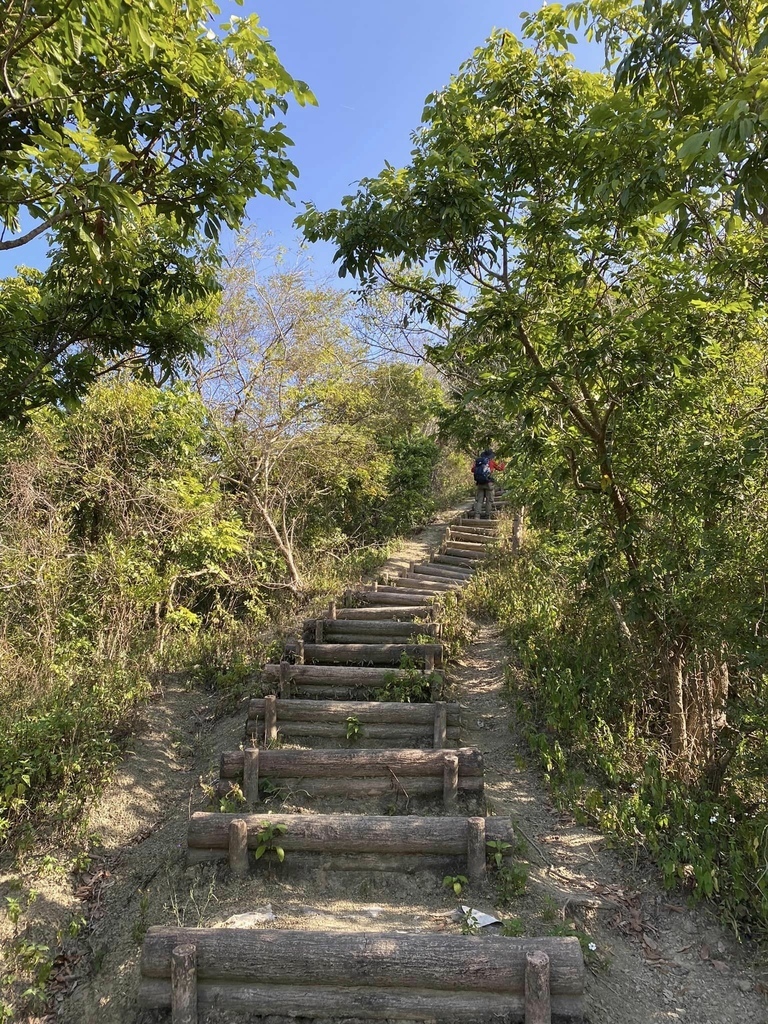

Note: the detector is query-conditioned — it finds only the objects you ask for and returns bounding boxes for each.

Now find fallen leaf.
[711,959,729,973]
[699,944,711,960]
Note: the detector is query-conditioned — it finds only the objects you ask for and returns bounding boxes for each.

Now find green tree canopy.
[0,0,315,422]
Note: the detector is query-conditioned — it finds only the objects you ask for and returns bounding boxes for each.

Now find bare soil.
[4,509,766,1024]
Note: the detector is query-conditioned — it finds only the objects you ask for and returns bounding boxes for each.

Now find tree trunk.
[662,641,688,763]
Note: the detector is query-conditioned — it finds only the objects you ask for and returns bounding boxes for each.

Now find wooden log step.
[216,775,483,800]
[216,748,483,806]
[395,575,459,592]
[287,642,444,668]
[140,929,585,1023]
[433,554,477,569]
[187,812,511,872]
[317,632,438,646]
[339,605,431,620]
[304,619,438,638]
[220,747,483,780]
[249,696,460,729]
[443,547,485,561]
[447,528,492,544]
[411,563,472,581]
[351,587,437,604]
[456,518,498,530]
[444,538,487,552]
[246,720,460,747]
[261,663,443,688]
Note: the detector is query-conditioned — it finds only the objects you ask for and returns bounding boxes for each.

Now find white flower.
[588,942,597,951]
[709,815,718,824]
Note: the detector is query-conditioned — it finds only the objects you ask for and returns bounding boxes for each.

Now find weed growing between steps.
[467,543,768,942]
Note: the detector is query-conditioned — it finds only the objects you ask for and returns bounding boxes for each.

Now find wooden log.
[264,694,277,743]
[262,664,440,687]
[279,660,291,698]
[170,943,197,1024]
[314,619,324,644]
[243,748,259,806]
[411,563,472,580]
[216,776,483,800]
[444,753,459,811]
[456,518,498,530]
[402,570,462,586]
[140,931,585,1021]
[433,554,477,569]
[338,605,430,620]
[443,539,487,552]
[395,575,459,591]
[296,642,444,667]
[526,950,552,1024]
[448,531,491,544]
[443,547,485,561]
[295,638,305,664]
[321,632,434,646]
[275,684,436,701]
[140,979,583,1022]
[248,698,461,726]
[309,619,438,637]
[228,819,248,877]
[433,701,447,748]
[350,590,435,606]
[220,747,483,780]
[467,816,486,881]
[188,812,513,858]
[328,600,337,619]
[244,722,461,747]
[141,930,584,991]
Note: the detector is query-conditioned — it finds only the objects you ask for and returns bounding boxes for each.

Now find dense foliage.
[300,5,768,935]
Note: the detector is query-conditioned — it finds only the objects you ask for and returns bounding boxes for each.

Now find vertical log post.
[433,701,447,749]
[424,651,436,674]
[443,753,459,811]
[228,818,249,877]
[315,619,324,644]
[171,943,197,1024]
[373,580,378,592]
[466,816,486,881]
[328,601,337,619]
[243,748,259,807]
[279,661,291,699]
[525,950,551,1024]
[295,638,305,665]
[264,694,277,744]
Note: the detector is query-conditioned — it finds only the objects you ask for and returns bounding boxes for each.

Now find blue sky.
[0,0,601,280]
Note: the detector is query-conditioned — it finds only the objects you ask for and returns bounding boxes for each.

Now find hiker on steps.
[471,449,505,519]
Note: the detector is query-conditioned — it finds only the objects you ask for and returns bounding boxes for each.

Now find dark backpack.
[473,455,492,485]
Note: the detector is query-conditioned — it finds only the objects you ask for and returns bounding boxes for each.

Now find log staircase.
[139,491,585,1023]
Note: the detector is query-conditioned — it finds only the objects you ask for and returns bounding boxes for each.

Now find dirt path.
[13,511,767,1023]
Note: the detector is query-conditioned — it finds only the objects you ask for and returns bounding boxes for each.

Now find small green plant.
[255,821,287,864]
[4,896,21,935]
[346,715,361,742]
[540,894,559,922]
[443,874,468,896]
[219,783,246,814]
[460,908,480,935]
[494,863,529,906]
[486,839,512,870]
[71,850,91,873]
[375,654,436,703]
[501,917,526,937]
[132,890,150,944]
